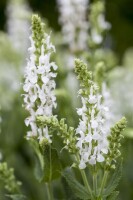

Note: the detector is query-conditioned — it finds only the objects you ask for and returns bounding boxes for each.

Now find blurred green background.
[0,0,133,59]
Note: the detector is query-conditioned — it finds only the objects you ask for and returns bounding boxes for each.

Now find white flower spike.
[23,15,58,143]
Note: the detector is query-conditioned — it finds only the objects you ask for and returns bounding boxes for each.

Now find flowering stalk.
[23,14,58,143]
[75,59,109,169]
[75,59,127,199]
[22,14,60,200]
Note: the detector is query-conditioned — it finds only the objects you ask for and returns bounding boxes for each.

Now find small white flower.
[97,154,105,162]
[92,131,100,140]
[101,148,108,154]
[79,160,86,169]
[89,156,96,165]
[85,134,92,142]
[77,108,83,116]
[91,120,98,129]
[88,96,97,104]
[91,30,103,44]
[88,86,97,104]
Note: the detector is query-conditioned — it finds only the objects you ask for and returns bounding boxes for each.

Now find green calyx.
[75,59,99,99]
[31,14,44,65]
[0,162,21,193]
[37,116,77,153]
[39,137,50,151]
[75,59,92,88]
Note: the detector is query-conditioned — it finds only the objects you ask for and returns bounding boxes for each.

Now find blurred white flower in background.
[89,0,111,46]
[0,0,32,110]
[102,82,121,132]
[6,0,31,56]
[57,0,89,52]
[0,33,22,109]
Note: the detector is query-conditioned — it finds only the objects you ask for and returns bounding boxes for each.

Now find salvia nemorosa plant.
[0,1,127,200]
[22,14,127,200]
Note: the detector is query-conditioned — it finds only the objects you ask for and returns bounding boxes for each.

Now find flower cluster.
[57,0,89,52]
[75,59,111,169]
[0,162,21,193]
[23,15,58,143]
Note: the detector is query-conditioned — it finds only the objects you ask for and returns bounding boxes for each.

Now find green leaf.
[104,162,122,197]
[62,176,77,200]
[29,139,62,183]
[107,191,119,200]
[34,154,44,182]
[43,146,62,182]
[29,139,44,182]
[6,194,28,200]
[63,169,90,200]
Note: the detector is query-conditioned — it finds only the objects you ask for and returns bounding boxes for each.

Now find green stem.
[93,166,97,197]
[80,169,94,199]
[99,171,108,197]
[76,154,94,199]
[46,145,54,200]
[49,144,52,181]
[46,183,54,200]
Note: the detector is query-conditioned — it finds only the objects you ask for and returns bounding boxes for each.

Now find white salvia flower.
[23,17,58,143]
[76,83,110,169]
[6,0,31,55]
[57,0,89,52]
